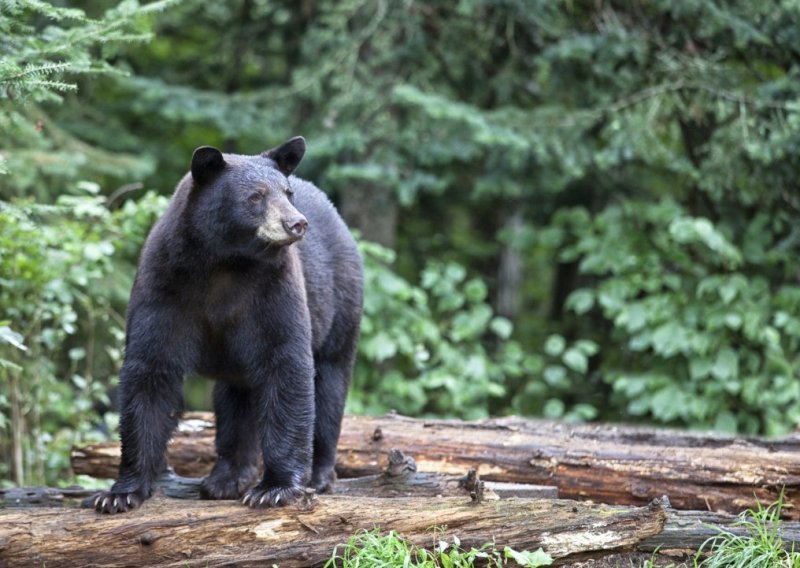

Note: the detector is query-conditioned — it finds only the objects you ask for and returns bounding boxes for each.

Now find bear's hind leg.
[311,315,359,494]
[201,382,260,500]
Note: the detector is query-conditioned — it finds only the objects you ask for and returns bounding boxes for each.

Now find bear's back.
[290,177,363,351]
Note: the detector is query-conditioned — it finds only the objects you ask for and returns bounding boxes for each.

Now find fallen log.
[639,507,800,555]
[3,494,800,568]
[0,495,667,567]
[71,412,800,518]
[7,451,556,507]
[71,413,217,480]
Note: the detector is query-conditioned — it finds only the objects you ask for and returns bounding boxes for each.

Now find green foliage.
[0,0,176,104]
[0,0,175,484]
[511,333,599,422]
[634,552,676,568]
[351,239,528,419]
[551,198,800,434]
[0,0,178,199]
[325,528,553,568]
[0,190,167,484]
[695,491,800,567]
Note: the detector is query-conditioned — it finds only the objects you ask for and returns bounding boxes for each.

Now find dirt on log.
[71,412,800,518]
[1,495,669,567]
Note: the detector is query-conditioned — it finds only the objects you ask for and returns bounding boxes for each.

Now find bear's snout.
[283,215,308,239]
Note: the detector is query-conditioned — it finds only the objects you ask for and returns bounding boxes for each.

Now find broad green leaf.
[362,332,397,362]
[712,348,739,381]
[543,365,568,387]
[566,288,594,314]
[543,398,565,418]
[562,348,588,374]
[714,411,738,433]
[544,334,566,357]
[504,546,554,567]
[689,358,712,380]
[490,316,513,339]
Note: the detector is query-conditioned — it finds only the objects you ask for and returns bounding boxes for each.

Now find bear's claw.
[92,490,142,514]
[241,485,307,509]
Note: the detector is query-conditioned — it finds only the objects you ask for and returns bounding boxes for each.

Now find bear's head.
[187,137,309,256]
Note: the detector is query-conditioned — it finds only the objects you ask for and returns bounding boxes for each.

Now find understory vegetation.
[325,528,553,568]
[325,494,799,568]
[694,491,800,568]
[2,0,800,486]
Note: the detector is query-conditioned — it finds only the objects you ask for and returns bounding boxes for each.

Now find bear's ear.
[191,146,226,186]
[263,136,306,177]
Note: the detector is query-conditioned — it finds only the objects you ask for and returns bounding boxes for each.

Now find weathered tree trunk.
[10,447,557,508]
[9,372,24,487]
[3,495,800,568]
[72,412,800,518]
[336,415,800,518]
[339,183,398,249]
[494,209,525,320]
[0,496,668,567]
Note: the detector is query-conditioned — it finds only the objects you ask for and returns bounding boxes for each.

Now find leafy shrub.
[350,239,530,419]
[511,333,599,423]
[0,189,167,485]
[552,200,800,434]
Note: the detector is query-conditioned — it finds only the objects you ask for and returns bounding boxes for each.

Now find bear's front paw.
[311,468,337,494]
[92,490,143,514]
[201,466,258,500]
[241,485,314,509]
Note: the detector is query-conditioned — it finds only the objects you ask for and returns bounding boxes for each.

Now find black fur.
[93,137,363,513]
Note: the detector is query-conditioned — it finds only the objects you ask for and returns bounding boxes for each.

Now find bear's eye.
[248,192,264,204]
[284,185,294,197]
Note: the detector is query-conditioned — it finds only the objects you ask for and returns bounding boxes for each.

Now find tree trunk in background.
[549,259,578,321]
[495,209,524,321]
[339,184,398,249]
[9,372,23,486]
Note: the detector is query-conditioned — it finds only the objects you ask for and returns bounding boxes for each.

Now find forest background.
[2,0,800,487]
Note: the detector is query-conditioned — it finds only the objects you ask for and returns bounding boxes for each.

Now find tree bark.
[59,448,556,506]
[71,412,800,518]
[3,495,800,567]
[339,183,398,249]
[495,209,524,320]
[0,495,670,567]
[9,372,24,487]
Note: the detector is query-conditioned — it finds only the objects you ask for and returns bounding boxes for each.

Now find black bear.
[93,136,363,513]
